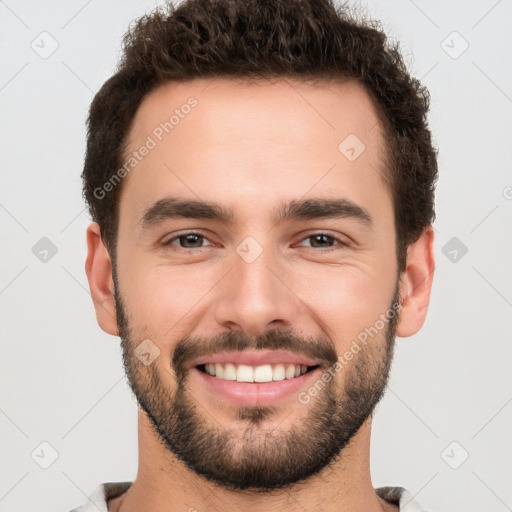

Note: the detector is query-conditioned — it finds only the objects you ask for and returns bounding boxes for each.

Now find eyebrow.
[140,196,373,229]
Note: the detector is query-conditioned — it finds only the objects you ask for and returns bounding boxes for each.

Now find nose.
[212,247,300,337]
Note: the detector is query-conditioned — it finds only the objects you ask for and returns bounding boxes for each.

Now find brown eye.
[163,232,213,250]
[296,233,347,252]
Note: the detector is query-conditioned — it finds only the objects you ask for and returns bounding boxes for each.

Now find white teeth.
[237,364,254,382]
[223,363,237,380]
[215,363,225,379]
[285,364,296,379]
[201,362,312,382]
[253,364,273,383]
[272,363,286,381]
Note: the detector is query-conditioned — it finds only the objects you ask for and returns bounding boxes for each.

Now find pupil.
[182,234,202,248]
[312,234,332,247]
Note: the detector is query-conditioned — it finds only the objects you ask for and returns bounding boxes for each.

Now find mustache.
[172,328,338,379]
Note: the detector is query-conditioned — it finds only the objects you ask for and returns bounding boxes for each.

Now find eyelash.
[161,231,348,253]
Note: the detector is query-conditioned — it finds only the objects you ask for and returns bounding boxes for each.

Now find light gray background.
[1,1,511,511]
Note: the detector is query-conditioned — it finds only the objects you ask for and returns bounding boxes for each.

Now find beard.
[113,269,400,492]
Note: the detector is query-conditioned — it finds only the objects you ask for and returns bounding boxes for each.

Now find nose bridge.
[213,239,298,335]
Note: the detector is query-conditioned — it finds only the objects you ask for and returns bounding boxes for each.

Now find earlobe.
[84,222,119,336]
[395,227,435,338]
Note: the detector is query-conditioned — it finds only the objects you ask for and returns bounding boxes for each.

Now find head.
[84,0,437,492]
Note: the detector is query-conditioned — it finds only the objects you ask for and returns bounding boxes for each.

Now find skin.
[85,77,435,512]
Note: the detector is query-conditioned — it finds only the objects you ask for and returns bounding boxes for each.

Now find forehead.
[128,77,385,153]
[120,77,391,227]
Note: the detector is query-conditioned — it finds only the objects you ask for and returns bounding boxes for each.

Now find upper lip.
[188,350,321,369]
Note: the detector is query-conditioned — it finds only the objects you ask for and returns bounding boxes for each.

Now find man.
[71,0,437,510]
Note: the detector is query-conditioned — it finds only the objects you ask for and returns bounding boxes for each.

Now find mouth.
[196,362,321,383]
[187,350,324,406]
[188,350,324,406]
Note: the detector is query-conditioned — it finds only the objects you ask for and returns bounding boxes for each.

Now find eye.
[162,231,213,250]
[161,231,348,253]
[295,232,348,252]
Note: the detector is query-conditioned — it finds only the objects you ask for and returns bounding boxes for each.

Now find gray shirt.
[67,481,435,511]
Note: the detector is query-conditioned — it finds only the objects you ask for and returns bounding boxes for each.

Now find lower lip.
[191,366,322,406]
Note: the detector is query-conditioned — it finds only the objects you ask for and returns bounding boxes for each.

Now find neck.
[108,409,396,512]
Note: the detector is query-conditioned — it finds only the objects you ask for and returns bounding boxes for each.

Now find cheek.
[119,260,219,330]
[295,264,395,345]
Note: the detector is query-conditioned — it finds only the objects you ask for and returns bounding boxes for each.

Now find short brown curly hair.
[82,0,438,273]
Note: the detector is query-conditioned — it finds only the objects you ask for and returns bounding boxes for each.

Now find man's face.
[113,78,401,490]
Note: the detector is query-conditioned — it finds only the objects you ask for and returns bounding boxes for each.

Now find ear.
[395,226,435,337]
[84,222,118,336]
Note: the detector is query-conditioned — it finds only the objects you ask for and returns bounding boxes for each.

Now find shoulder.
[66,481,132,512]
[375,486,436,512]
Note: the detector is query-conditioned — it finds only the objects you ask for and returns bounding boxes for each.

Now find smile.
[197,363,320,383]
